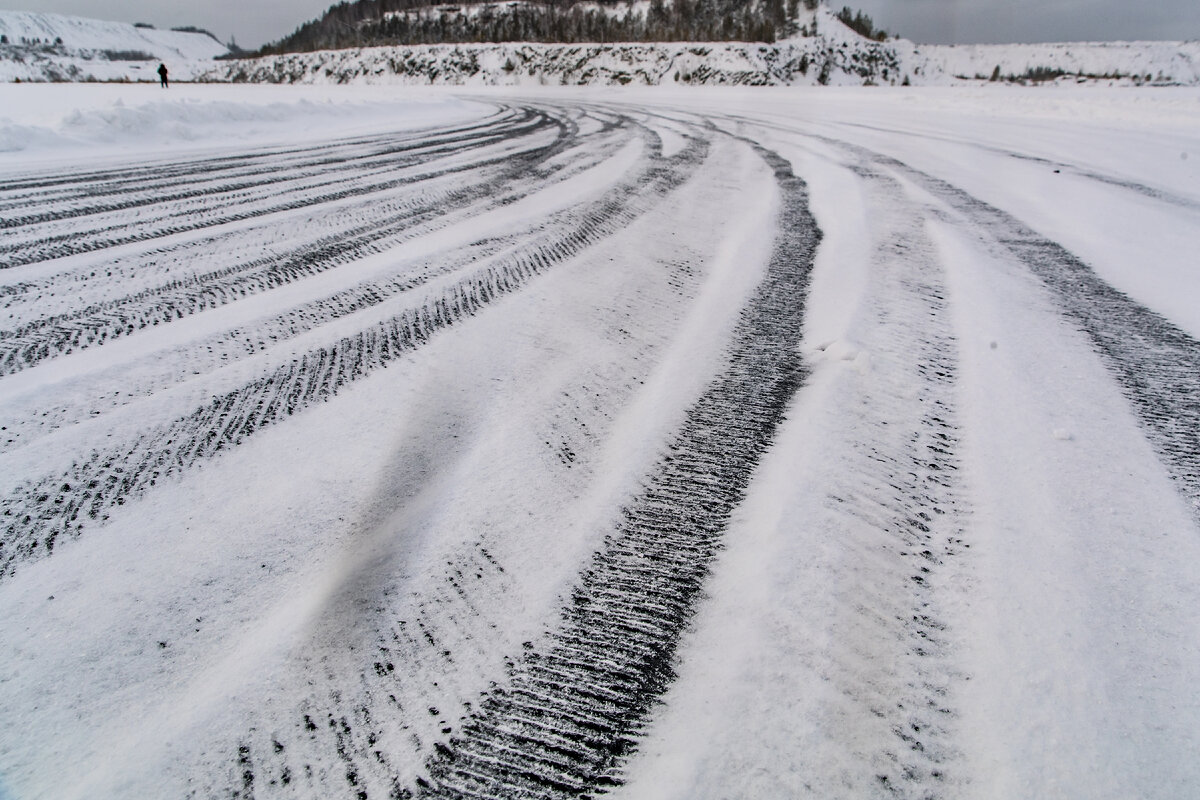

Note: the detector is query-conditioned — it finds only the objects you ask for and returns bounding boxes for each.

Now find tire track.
[0,130,707,582]
[0,233,518,454]
[188,135,735,799]
[830,120,1200,213]
[0,126,635,453]
[0,110,550,231]
[0,107,527,209]
[868,152,1200,520]
[0,120,632,375]
[785,157,967,798]
[410,140,818,799]
[0,111,567,269]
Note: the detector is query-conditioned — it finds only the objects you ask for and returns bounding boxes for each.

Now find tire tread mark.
[0,134,706,582]
[872,152,1200,520]
[413,142,820,799]
[0,108,532,209]
[0,114,565,269]
[0,119,632,373]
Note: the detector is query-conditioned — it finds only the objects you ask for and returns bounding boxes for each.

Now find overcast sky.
[5,0,1200,48]
[850,0,1200,44]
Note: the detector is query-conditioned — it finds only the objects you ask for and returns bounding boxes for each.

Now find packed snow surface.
[1,83,1199,800]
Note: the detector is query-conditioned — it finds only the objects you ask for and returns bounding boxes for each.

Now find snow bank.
[901,39,1200,86]
[0,84,491,168]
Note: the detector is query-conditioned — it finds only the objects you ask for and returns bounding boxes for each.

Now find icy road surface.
[1,85,1200,799]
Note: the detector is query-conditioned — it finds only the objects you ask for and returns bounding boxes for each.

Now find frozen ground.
[0,84,1199,799]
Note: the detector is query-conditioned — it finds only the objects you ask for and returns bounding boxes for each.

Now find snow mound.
[0,84,487,165]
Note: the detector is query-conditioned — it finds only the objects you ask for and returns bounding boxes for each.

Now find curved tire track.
[0,128,707,582]
[412,142,819,799]
[872,152,1200,520]
[0,119,636,375]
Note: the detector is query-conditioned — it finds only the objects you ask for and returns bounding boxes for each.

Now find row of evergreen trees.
[833,5,888,41]
[256,0,825,54]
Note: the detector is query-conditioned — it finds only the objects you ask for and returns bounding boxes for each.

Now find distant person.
[157,62,169,88]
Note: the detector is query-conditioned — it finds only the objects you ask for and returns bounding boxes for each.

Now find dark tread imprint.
[0,108,526,209]
[0,111,566,269]
[879,156,1200,519]
[0,117,624,375]
[0,119,611,320]
[0,233,525,454]
[829,120,1200,213]
[812,160,968,798]
[412,143,820,799]
[0,132,707,583]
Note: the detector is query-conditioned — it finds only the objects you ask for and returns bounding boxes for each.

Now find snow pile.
[0,11,228,83]
[0,84,488,165]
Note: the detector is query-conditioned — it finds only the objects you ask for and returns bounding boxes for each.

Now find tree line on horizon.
[251,0,868,54]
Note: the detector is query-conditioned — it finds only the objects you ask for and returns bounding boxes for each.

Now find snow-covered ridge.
[198,35,1200,87]
[199,6,1200,87]
[910,39,1200,85]
[3,6,1198,86]
[0,11,228,83]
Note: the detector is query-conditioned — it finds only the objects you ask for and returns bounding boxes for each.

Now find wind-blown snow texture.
[1,84,1199,800]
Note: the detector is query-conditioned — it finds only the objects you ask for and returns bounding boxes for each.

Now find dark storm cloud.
[10,0,1200,47]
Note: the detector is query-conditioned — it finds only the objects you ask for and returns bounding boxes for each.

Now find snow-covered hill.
[0,11,228,82]
[198,6,1200,87]
[904,39,1200,86]
[3,5,1199,86]
[197,37,1200,87]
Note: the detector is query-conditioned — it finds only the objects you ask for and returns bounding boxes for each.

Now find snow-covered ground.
[1,83,1199,800]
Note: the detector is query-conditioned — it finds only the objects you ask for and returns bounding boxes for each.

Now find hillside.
[260,0,817,53]
[200,5,1200,87]
[0,11,228,82]
[3,5,1198,86]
